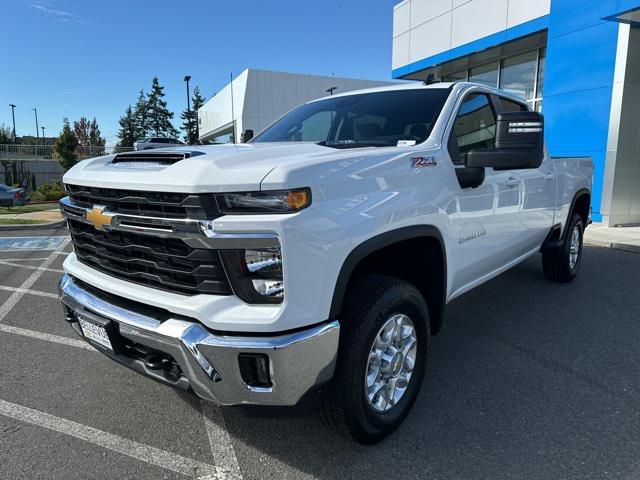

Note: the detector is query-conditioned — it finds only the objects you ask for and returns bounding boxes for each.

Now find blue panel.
[543,0,622,216]
[599,0,640,19]
[544,87,613,153]
[543,22,619,97]
[391,15,549,79]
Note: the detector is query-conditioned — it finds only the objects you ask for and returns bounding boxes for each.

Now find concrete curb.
[584,239,640,254]
[0,219,66,232]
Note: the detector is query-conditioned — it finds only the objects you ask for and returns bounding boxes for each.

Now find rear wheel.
[321,275,429,444]
[542,213,584,282]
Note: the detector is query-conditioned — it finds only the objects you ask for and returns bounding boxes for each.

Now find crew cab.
[58,82,593,444]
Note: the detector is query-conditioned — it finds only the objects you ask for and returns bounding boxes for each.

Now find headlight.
[220,248,284,304]
[216,188,311,214]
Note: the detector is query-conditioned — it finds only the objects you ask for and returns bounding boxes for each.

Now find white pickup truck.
[59,82,593,444]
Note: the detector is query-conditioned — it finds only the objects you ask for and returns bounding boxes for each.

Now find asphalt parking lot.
[0,227,639,480]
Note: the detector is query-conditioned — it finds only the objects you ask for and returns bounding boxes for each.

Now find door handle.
[544,173,554,181]
[505,177,519,188]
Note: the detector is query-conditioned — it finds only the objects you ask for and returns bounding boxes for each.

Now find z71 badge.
[411,156,437,168]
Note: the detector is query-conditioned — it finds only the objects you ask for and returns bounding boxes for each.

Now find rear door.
[494,96,556,251]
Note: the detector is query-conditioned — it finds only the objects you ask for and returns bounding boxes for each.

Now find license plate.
[78,316,113,351]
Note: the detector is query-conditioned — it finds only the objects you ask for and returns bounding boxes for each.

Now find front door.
[447,92,524,295]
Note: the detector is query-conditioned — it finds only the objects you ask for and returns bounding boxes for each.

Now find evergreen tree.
[54,118,79,171]
[133,90,149,140]
[146,77,178,138]
[181,86,206,144]
[117,106,137,148]
[88,118,106,147]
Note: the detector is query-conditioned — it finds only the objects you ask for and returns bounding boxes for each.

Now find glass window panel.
[469,62,499,87]
[536,47,546,99]
[497,97,528,112]
[499,50,538,101]
[451,93,497,164]
[442,70,467,82]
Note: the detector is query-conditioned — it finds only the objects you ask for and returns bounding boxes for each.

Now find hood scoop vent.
[110,151,204,167]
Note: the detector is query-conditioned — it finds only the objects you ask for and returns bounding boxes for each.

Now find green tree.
[117,105,137,148]
[146,77,178,138]
[133,90,149,140]
[181,86,205,144]
[88,118,105,147]
[54,118,79,171]
[0,123,12,143]
[73,117,91,146]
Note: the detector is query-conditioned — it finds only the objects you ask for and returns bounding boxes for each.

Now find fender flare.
[562,188,591,239]
[329,225,447,333]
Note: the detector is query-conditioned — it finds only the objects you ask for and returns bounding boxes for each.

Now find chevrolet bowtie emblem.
[85,206,114,231]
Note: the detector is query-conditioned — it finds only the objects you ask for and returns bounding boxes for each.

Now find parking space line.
[0,238,70,324]
[0,259,64,273]
[0,324,94,351]
[0,257,50,262]
[0,285,58,299]
[201,401,243,480]
[0,399,222,479]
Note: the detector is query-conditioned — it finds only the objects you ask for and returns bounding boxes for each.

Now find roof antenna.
[424,73,440,85]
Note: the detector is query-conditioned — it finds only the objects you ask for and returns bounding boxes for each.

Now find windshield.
[252,88,451,148]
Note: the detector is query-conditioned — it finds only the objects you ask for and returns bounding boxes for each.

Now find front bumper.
[58,274,340,407]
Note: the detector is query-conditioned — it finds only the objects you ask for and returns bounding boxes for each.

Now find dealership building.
[198,69,393,144]
[393,0,640,226]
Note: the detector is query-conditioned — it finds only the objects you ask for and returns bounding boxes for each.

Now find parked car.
[0,183,28,207]
[59,82,593,444]
[134,137,186,151]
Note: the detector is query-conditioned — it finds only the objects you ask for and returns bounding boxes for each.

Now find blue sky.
[1,0,398,145]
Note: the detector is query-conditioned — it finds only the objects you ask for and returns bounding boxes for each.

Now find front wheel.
[542,213,584,282]
[321,275,429,444]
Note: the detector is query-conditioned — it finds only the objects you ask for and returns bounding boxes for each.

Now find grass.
[0,218,48,225]
[0,203,58,215]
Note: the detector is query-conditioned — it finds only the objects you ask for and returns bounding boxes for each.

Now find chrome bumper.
[58,274,340,407]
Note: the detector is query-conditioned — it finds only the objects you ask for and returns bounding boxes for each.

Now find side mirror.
[241,129,254,143]
[466,111,544,170]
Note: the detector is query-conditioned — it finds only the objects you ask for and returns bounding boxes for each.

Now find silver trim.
[59,274,339,406]
[60,195,280,249]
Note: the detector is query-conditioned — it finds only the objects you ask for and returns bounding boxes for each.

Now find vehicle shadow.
[202,246,640,479]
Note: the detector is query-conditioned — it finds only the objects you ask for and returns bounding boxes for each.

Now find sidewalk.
[584,224,640,254]
[0,208,63,222]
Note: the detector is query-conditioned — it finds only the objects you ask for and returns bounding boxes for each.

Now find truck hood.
[62,142,344,193]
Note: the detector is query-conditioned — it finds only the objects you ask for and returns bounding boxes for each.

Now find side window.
[450,93,497,165]
[497,97,528,112]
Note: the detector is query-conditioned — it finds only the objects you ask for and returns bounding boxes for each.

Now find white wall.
[392,0,551,70]
[198,69,394,142]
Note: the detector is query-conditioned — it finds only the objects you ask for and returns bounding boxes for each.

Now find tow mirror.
[241,129,254,143]
[466,111,544,170]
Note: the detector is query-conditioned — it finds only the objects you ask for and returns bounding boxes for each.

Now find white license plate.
[78,316,113,351]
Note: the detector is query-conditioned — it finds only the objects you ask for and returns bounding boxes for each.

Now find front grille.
[65,184,220,219]
[67,217,232,296]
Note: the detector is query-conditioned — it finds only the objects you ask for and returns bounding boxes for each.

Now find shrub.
[31,181,66,201]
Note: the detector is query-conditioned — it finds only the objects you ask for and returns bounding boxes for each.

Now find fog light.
[220,247,284,304]
[238,354,272,389]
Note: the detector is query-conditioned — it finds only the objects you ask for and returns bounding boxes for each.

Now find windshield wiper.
[317,140,395,149]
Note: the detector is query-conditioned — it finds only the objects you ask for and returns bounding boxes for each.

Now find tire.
[321,275,429,444]
[542,213,584,283]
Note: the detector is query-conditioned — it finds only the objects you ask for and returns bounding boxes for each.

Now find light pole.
[184,75,192,144]
[41,126,45,143]
[32,108,39,144]
[9,104,16,143]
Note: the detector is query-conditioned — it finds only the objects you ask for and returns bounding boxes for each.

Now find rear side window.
[450,93,497,164]
[497,97,528,112]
